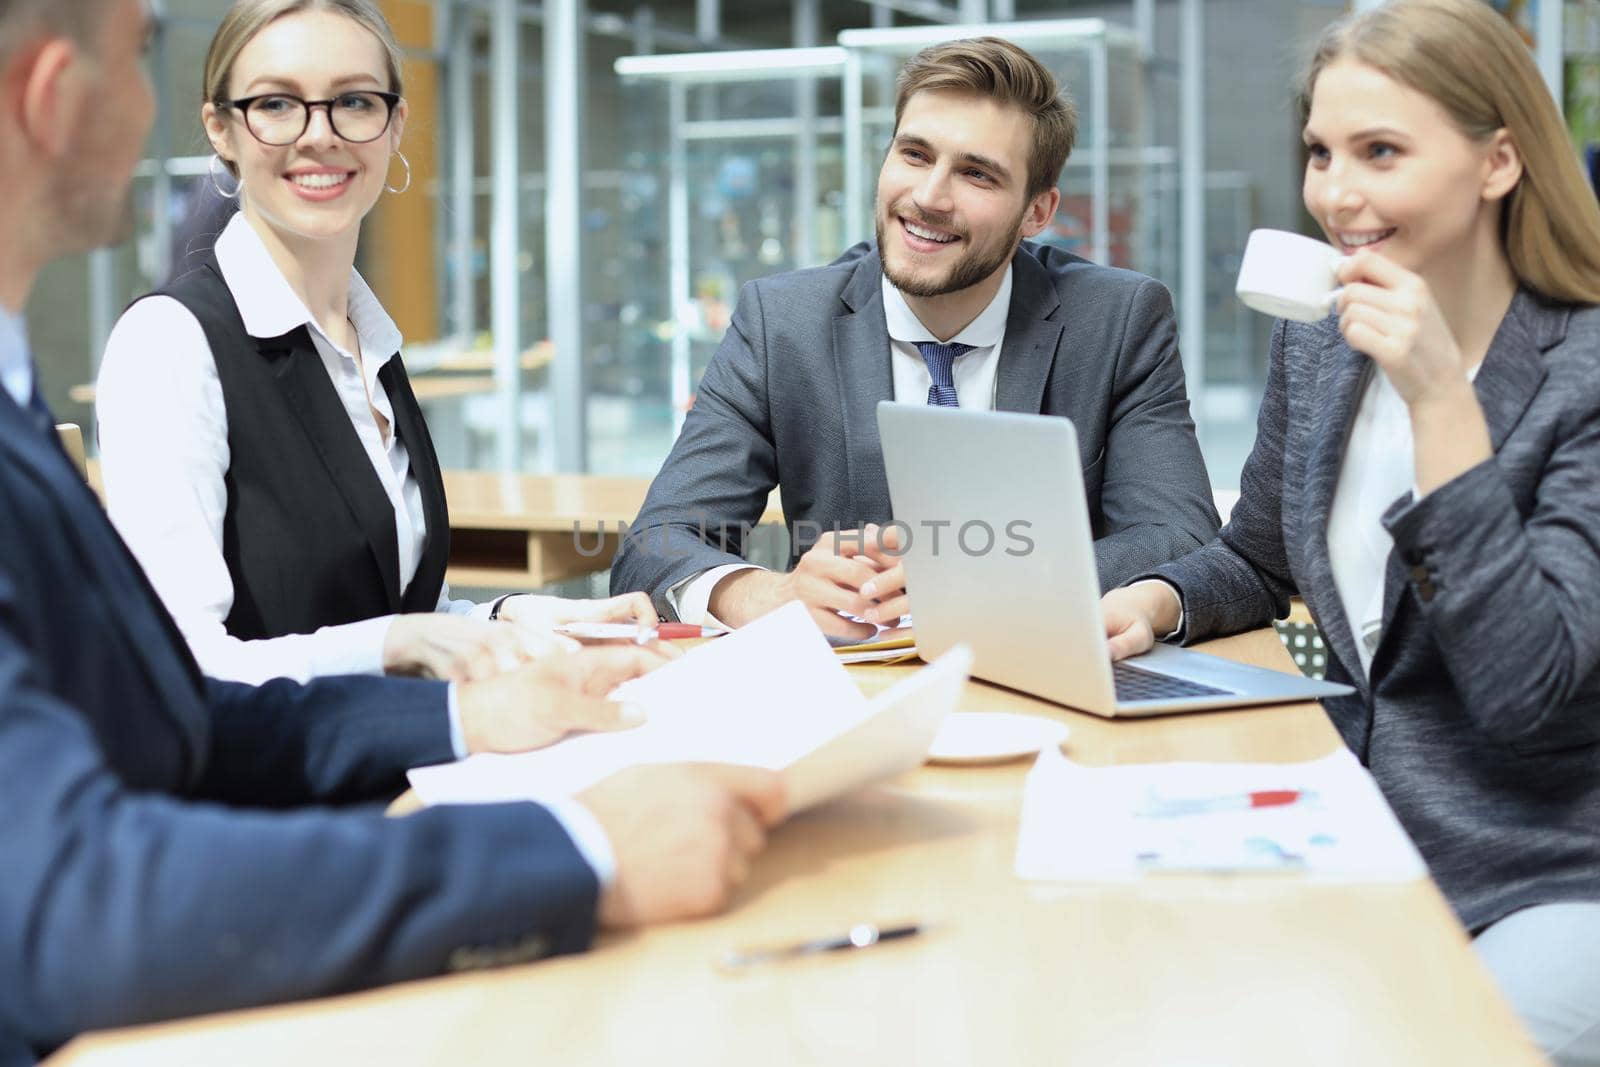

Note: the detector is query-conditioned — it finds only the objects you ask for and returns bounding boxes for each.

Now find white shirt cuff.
[668,564,763,627]
[540,799,617,889]
[1129,579,1185,642]
[433,580,485,617]
[446,682,470,759]
[314,614,396,677]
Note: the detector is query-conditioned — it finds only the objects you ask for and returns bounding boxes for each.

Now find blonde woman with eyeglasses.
[95,0,657,687]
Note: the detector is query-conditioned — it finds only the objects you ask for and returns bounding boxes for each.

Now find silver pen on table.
[718,922,927,970]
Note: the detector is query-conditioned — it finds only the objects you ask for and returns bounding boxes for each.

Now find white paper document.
[834,647,920,666]
[827,618,916,664]
[1014,745,1427,882]
[408,601,972,813]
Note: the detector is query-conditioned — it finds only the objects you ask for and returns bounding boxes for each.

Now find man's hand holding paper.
[583,763,788,927]
[411,601,970,814]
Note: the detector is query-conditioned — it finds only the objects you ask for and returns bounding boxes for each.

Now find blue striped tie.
[914,341,972,408]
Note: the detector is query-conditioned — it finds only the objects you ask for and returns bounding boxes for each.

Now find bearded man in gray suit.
[613,37,1219,642]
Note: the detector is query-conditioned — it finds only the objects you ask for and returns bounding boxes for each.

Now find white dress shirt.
[667,267,1012,625]
[1326,362,1481,678]
[97,213,486,686]
[0,305,31,408]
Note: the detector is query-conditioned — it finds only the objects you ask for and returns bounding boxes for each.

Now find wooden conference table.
[51,628,1540,1066]
[442,470,783,589]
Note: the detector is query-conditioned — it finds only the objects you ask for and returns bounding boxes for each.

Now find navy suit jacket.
[0,390,598,1064]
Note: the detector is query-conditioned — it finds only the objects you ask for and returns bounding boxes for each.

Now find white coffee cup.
[1235,228,1343,323]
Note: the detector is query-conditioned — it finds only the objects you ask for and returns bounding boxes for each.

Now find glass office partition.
[1201,173,1259,485]
[611,48,849,467]
[1131,161,1258,485]
[1567,0,1600,194]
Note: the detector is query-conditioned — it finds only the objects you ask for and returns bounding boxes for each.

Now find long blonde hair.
[1300,0,1600,306]
[202,0,403,177]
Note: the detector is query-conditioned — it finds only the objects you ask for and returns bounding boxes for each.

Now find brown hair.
[893,36,1078,202]
[1299,0,1600,305]
[203,0,403,174]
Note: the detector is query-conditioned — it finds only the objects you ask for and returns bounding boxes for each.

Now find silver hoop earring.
[385,151,411,195]
[208,153,242,199]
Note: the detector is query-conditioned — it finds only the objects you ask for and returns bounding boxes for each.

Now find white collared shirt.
[1142,357,1486,669]
[97,212,482,686]
[667,266,1012,625]
[881,264,1009,411]
[1326,361,1482,677]
[0,304,31,408]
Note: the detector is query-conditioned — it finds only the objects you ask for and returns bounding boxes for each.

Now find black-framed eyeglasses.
[221,91,400,146]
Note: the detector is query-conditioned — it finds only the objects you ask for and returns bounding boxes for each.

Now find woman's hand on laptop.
[1101,582,1183,661]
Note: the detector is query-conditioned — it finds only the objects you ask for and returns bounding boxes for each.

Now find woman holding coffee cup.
[1101,1,1600,1060]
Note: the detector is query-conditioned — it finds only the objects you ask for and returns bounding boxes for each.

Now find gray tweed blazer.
[1147,289,1600,931]
[613,240,1219,613]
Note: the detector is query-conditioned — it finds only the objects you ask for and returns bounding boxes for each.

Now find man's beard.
[876,203,1025,298]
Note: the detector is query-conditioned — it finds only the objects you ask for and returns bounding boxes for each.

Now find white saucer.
[926,712,1070,766]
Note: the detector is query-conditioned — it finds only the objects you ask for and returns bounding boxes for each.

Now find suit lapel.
[0,394,208,770]
[1470,289,1555,452]
[834,252,896,519]
[994,250,1064,413]
[259,328,403,612]
[1298,321,1372,687]
[832,248,1067,517]
[381,356,448,609]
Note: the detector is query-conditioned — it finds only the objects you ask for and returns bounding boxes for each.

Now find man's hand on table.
[855,523,908,624]
[707,524,909,641]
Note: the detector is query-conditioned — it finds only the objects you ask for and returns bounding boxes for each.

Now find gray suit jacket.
[613,240,1219,613]
[1147,290,1600,931]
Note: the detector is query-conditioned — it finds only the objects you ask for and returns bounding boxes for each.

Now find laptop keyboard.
[1113,661,1233,703]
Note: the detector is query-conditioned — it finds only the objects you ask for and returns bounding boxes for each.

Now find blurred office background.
[27,0,1600,493]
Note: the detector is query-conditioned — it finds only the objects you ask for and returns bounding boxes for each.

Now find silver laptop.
[876,403,1353,717]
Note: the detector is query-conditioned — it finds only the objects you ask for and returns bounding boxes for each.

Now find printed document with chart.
[1015,745,1427,881]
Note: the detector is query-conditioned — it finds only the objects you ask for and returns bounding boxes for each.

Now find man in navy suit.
[0,2,783,1063]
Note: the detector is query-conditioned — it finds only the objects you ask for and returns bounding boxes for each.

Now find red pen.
[554,622,722,642]
[1136,789,1316,818]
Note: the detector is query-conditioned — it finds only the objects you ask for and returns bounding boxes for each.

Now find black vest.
[147,256,451,641]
